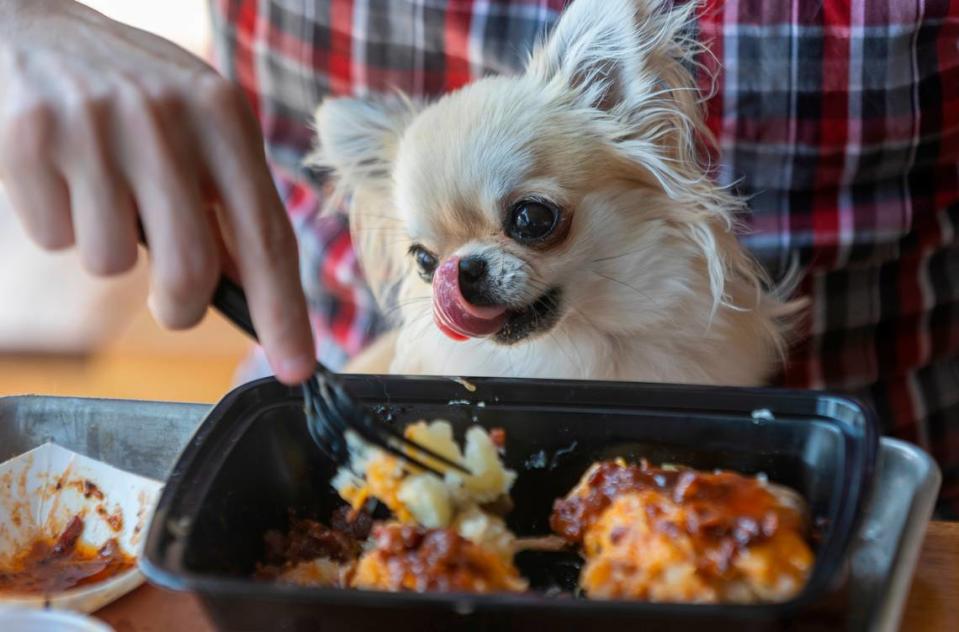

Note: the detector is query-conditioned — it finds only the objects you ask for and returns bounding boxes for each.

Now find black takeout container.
[142,376,878,631]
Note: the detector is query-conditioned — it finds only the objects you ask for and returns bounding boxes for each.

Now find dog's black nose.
[458,255,490,305]
[459,255,487,283]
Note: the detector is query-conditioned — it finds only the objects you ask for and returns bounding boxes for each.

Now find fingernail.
[275,353,316,383]
[147,291,206,330]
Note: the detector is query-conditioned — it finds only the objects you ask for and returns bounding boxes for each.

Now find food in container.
[142,377,878,631]
[257,422,814,603]
[551,459,813,602]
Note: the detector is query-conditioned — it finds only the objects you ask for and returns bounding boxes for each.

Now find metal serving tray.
[0,395,940,631]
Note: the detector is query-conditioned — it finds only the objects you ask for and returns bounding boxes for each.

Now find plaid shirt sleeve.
[210,0,959,518]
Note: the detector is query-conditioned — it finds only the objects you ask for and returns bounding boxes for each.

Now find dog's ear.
[310,96,419,196]
[527,0,698,116]
[527,0,707,192]
[528,0,697,112]
[310,97,421,325]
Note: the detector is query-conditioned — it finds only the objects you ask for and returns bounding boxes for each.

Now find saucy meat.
[351,523,526,594]
[0,517,135,594]
[255,509,371,585]
[260,510,368,568]
[551,460,813,603]
[551,460,806,546]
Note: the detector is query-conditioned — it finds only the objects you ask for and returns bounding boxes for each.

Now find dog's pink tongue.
[433,257,507,340]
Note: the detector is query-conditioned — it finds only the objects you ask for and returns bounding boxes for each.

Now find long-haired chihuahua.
[311,0,798,385]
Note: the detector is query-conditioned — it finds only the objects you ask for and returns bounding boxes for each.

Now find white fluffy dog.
[311,0,797,385]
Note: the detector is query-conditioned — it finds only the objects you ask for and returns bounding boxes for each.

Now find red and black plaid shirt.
[210,0,959,517]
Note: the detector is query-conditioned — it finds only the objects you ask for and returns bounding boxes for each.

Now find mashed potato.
[326,420,524,592]
[332,421,517,555]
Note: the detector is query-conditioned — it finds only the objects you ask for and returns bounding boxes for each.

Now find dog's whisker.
[521,276,554,297]
[591,271,655,303]
[523,337,535,372]
[505,345,518,377]
[381,297,432,320]
[383,303,432,318]
[563,308,601,370]
[562,327,588,372]
[516,258,544,279]
[379,238,416,248]
[547,330,577,370]
[568,305,600,333]
[353,227,407,236]
[354,213,405,223]
[592,249,644,264]
[410,309,434,328]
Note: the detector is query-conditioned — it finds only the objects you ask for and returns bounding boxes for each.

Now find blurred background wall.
[0,1,251,402]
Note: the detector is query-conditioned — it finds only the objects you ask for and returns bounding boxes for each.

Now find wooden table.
[96,521,958,631]
[900,521,959,631]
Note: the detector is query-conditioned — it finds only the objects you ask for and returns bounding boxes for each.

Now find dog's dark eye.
[507,200,559,244]
[408,244,439,282]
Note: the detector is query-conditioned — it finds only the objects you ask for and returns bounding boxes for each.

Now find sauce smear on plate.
[0,516,135,594]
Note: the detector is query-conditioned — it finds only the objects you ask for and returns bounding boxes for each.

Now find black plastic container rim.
[141,375,880,618]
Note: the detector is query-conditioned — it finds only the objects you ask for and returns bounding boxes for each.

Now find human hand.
[0,0,315,383]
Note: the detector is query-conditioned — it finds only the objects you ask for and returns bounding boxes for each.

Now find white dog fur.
[310,0,798,385]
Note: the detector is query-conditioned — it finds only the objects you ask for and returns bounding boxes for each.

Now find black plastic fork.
[210,276,471,478]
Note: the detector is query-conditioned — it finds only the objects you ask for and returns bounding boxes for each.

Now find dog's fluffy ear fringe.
[308,94,419,214]
[526,0,705,124]
[307,95,418,320]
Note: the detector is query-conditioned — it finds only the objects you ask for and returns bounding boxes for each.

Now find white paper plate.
[0,443,163,613]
